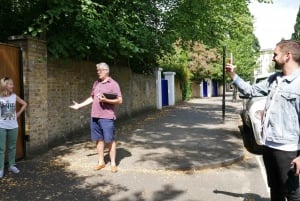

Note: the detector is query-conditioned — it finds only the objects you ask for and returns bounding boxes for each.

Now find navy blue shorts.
[90,118,115,142]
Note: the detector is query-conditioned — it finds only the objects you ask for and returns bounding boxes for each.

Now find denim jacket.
[233,68,300,145]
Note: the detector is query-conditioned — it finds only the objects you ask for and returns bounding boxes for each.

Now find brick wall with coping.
[8,36,182,155]
[8,36,48,153]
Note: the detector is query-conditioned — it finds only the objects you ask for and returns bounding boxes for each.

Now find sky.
[248,0,299,50]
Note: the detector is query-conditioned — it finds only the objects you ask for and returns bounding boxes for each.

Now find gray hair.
[96,62,110,71]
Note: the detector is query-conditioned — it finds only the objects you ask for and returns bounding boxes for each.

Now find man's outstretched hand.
[69,100,80,110]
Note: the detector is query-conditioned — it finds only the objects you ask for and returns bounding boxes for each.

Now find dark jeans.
[263,146,300,201]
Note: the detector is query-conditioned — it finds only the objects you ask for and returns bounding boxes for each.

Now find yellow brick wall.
[9,36,182,154]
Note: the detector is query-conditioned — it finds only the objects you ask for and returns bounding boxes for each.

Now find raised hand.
[69,100,80,110]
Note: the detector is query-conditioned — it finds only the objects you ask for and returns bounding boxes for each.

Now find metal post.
[222,46,226,123]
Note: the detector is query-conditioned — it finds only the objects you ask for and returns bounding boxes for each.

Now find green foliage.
[0,0,43,41]
[0,0,260,81]
[158,40,221,100]
[185,41,220,82]
[158,44,191,83]
[181,80,192,101]
[158,42,192,100]
[159,0,259,88]
[0,0,174,71]
[217,1,260,82]
[291,7,300,41]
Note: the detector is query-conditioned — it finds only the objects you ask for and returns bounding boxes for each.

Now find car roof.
[254,73,274,83]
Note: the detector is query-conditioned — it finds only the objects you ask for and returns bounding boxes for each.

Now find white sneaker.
[0,170,3,178]
[8,166,20,174]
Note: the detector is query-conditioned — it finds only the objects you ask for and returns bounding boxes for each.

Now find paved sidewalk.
[53,94,244,173]
[0,94,246,200]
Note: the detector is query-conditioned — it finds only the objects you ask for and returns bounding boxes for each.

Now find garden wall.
[8,36,182,154]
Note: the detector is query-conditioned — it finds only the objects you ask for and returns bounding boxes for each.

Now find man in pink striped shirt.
[70,62,122,173]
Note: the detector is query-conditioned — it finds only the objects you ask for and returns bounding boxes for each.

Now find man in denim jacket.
[226,40,300,201]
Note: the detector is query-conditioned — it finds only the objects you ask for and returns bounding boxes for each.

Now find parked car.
[239,73,273,155]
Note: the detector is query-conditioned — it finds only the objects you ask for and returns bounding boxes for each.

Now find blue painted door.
[161,79,168,106]
[203,81,208,97]
[212,80,218,97]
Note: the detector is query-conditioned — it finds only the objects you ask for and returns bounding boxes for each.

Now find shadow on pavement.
[0,154,187,201]
[116,100,244,172]
[213,189,269,201]
[0,96,248,200]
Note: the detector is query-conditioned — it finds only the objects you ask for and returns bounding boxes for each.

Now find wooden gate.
[0,43,25,160]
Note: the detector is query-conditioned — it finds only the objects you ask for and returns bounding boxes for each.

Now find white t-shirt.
[0,93,18,129]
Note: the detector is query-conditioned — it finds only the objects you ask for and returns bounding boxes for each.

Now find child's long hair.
[0,77,12,96]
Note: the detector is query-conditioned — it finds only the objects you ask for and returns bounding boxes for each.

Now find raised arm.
[69,97,93,110]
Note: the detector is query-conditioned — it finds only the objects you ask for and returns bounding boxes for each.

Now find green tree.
[25,0,172,71]
[0,0,266,78]
[158,41,192,100]
[291,6,300,41]
[0,0,43,41]
[0,0,174,72]
[161,0,260,82]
